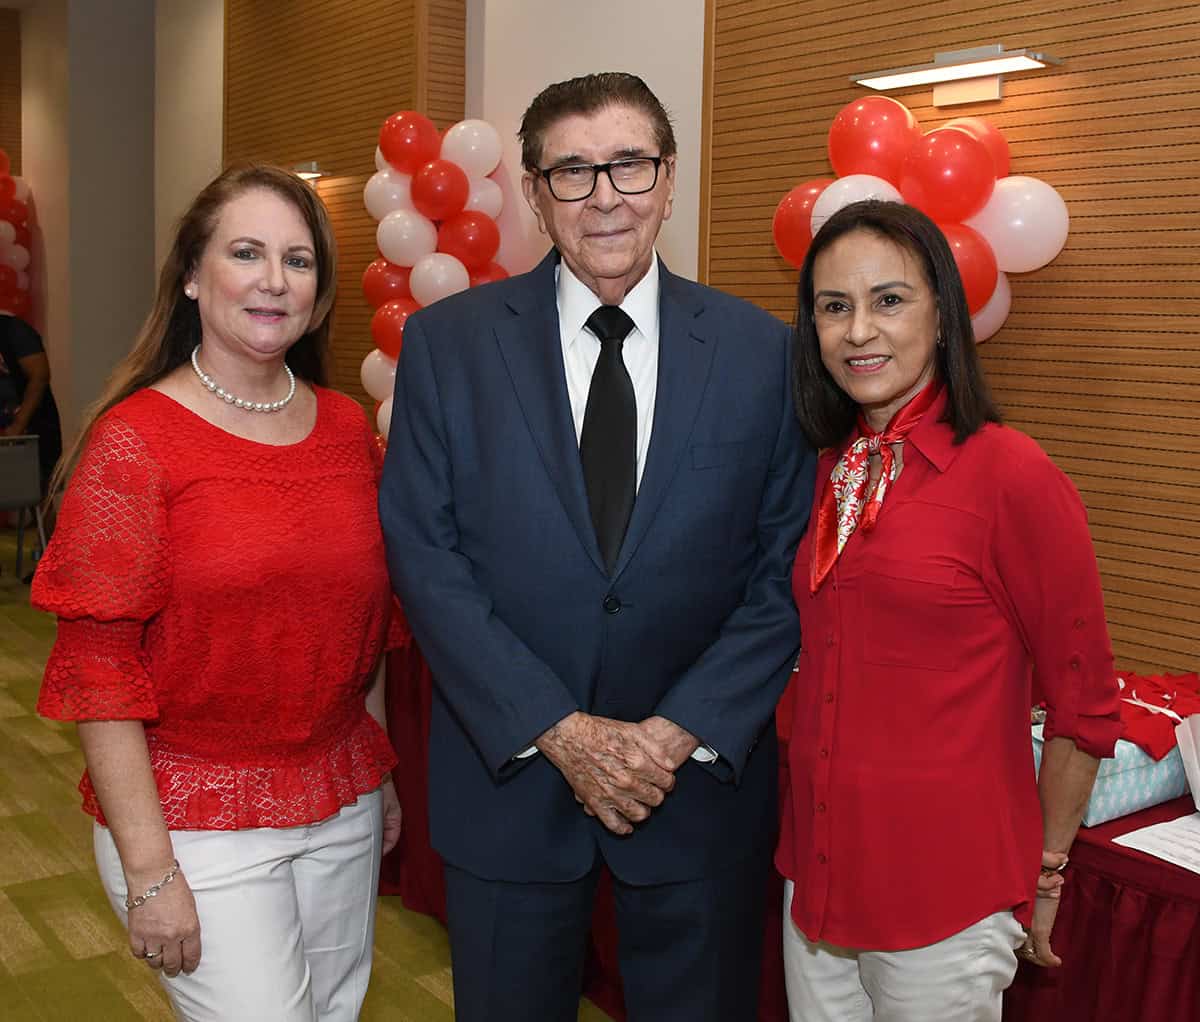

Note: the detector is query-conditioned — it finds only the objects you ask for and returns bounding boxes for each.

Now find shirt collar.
[902,386,960,473]
[556,253,661,347]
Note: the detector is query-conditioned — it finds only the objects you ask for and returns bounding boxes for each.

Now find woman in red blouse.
[777,200,1120,1021]
[34,165,404,1020]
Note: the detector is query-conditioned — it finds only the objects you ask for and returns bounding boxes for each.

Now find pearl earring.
[184,284,197,299]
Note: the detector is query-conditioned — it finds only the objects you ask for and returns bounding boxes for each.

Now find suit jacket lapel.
[493,251,606,573]
[614,262,717,576]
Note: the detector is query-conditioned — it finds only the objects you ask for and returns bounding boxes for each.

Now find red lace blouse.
[34,387,403,830]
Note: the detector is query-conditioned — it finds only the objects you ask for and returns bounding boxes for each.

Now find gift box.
[1031,724,1189,827]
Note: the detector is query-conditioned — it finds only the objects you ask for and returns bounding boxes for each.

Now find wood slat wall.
[0,9,20,173]
[703,0,1199,673]
[224,0,464,405]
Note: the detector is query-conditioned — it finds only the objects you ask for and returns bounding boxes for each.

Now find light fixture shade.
[852,46,1061,94]
[294,160,324,181]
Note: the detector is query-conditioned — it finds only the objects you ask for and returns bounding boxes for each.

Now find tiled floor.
[0,528,610,1020]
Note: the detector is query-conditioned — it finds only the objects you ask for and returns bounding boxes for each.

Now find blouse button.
[817,853,828,864]
[826,633,836,646]
[1074,617,1086,629]
[817,802,827,813]
[1069,656,1081,670]
[820,748,829,759]
[824,693,834,703]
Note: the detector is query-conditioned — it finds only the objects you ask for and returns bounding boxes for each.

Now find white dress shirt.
[556,256,659,490]
[517,255,717,765]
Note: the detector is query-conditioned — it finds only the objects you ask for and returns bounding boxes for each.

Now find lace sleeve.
[33,412,170,721]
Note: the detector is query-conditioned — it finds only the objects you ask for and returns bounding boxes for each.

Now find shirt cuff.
[514,745,539,760]
[690,743,718,763]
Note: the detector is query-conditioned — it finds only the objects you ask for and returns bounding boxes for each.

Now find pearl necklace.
[190,346,296,413]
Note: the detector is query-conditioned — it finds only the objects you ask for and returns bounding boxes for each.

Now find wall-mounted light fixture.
[851,45,1062,106]
[293,161,325,182]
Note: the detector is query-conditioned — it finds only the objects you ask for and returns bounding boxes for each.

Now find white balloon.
[409,252,470,307]
[376,395,394,441]
[361,349,398,402]
[376,209,438,267]
[0,243,30,272]
[970,272,1011,343]
[11,177,29,203]
[364,168,414,221]
[441,119,503,178]
[463,177,503,219]
[16,270,29,291]
[374,146,389,172]
[810,175,902,236]
[0,221,13,245]
[966,176,1069,274]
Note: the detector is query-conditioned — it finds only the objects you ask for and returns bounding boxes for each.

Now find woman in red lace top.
[34,165,404,1020]
[777,201,1120,1022]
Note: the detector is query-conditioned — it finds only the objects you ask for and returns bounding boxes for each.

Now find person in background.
[33,163,404,1021]
[380,72,815,1021]
[777,199,1121,1022]
[0,311,63,496]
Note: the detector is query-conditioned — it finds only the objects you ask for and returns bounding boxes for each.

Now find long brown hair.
[49,163,338,496]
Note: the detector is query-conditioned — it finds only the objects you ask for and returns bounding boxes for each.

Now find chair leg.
[14,507,25,579]
[34,507,48,557]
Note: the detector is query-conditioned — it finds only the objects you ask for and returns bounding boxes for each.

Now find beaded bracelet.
[125,859,182,911]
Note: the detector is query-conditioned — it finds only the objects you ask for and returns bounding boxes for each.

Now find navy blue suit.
[380,251,815,1019]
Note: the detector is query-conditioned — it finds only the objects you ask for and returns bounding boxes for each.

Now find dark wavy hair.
[518,72,677,171]
[791,199,1000,449]
[50,163,336,495]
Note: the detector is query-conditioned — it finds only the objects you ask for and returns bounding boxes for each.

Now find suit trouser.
[782,879,1025,1022]
[95,789,383,1022]
[444,845,770,1022]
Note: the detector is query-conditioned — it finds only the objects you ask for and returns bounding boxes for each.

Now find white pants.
[782,880,1024,1022]
[96,789,383,1022]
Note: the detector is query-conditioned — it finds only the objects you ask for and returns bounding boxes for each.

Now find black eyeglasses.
[537,157,664,202]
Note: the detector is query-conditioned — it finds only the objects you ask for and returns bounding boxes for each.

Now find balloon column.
[772,97,1069,342]
[360,112,510,441]
[0,149,33,320]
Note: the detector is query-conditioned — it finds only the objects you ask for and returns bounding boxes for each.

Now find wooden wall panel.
[704,0,1199,673]
[0,9,20,174]
[224,0,464,406]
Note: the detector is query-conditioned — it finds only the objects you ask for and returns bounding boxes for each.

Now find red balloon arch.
[772,96,1070,342]
[0,149,33,320]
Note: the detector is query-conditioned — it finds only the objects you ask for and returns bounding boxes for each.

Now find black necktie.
[581,305,637,575]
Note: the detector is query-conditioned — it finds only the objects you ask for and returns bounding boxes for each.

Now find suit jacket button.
[603,594,622,614]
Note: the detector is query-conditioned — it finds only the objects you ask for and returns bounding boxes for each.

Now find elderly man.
[380,72,815,1021]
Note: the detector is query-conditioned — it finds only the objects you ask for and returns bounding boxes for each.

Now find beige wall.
[154,0,223,268]
[466,0,705,279]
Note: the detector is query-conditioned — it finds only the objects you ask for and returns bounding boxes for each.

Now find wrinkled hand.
[1019,876,1064,968]
[380,777,403,855]
[638,716,701,768]
[125,866,202,977]
[536,712,675,836]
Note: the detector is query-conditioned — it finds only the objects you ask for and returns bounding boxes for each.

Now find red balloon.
[900,129,995,223]
[437,211,500,272]
[362,258,412,308]
[941,117,1010,178]
[370,298,421,359]
[828,97,921,185]
[0,264,16,293]
[13,223,30,250]
[0,289,31,318]
[0,177,14,203]
[939,223,998,315]
[468,261,510,288]
[0,150,8,176]
[378,111,441,175]
[0,198,29,227]
[411,159,470,222]
[772,178,834,268]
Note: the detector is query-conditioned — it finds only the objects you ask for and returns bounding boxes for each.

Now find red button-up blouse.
[776,396,1121,951]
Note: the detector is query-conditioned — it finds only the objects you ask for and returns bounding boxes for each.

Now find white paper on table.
[1112,813,1200,874]
[1110,715,1200,874]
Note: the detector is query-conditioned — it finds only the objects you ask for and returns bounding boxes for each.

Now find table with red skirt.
[383,645,1199,1021]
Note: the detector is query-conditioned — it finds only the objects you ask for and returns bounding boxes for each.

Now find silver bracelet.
[125,859,181,911]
